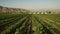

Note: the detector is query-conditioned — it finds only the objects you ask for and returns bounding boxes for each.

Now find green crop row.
[0,13,60,34]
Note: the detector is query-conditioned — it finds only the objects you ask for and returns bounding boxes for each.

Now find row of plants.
[33,14,56,34]
[0,13,30,34]
[0,14,28,34]
[35,14,60,34]
[38,14,60,30]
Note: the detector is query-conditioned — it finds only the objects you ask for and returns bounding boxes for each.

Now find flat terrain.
[0,13,60,34]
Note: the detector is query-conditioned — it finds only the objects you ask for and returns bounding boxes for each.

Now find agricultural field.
[0,13,60,34]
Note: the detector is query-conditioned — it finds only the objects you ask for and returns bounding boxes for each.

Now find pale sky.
[0,0,60,9]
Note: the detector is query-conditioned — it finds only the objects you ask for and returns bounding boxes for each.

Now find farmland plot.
[0,13,60,34]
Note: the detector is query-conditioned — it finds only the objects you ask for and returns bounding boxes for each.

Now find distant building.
[37,12,39,14]
[33,12,36,14]
[41,12,44,14]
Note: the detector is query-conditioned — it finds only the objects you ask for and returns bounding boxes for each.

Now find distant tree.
[46,11,48,13]
[48,11,51,14]
[18,9,21,13]
[13,9,15,13]
[6,8,9,13]
[0,6,3,13]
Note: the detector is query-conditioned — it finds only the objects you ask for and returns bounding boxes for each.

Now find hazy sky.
[0,0,60,9]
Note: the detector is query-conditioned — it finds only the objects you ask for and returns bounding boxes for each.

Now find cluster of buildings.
[0,6,60,14]
[0,6,29,13]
